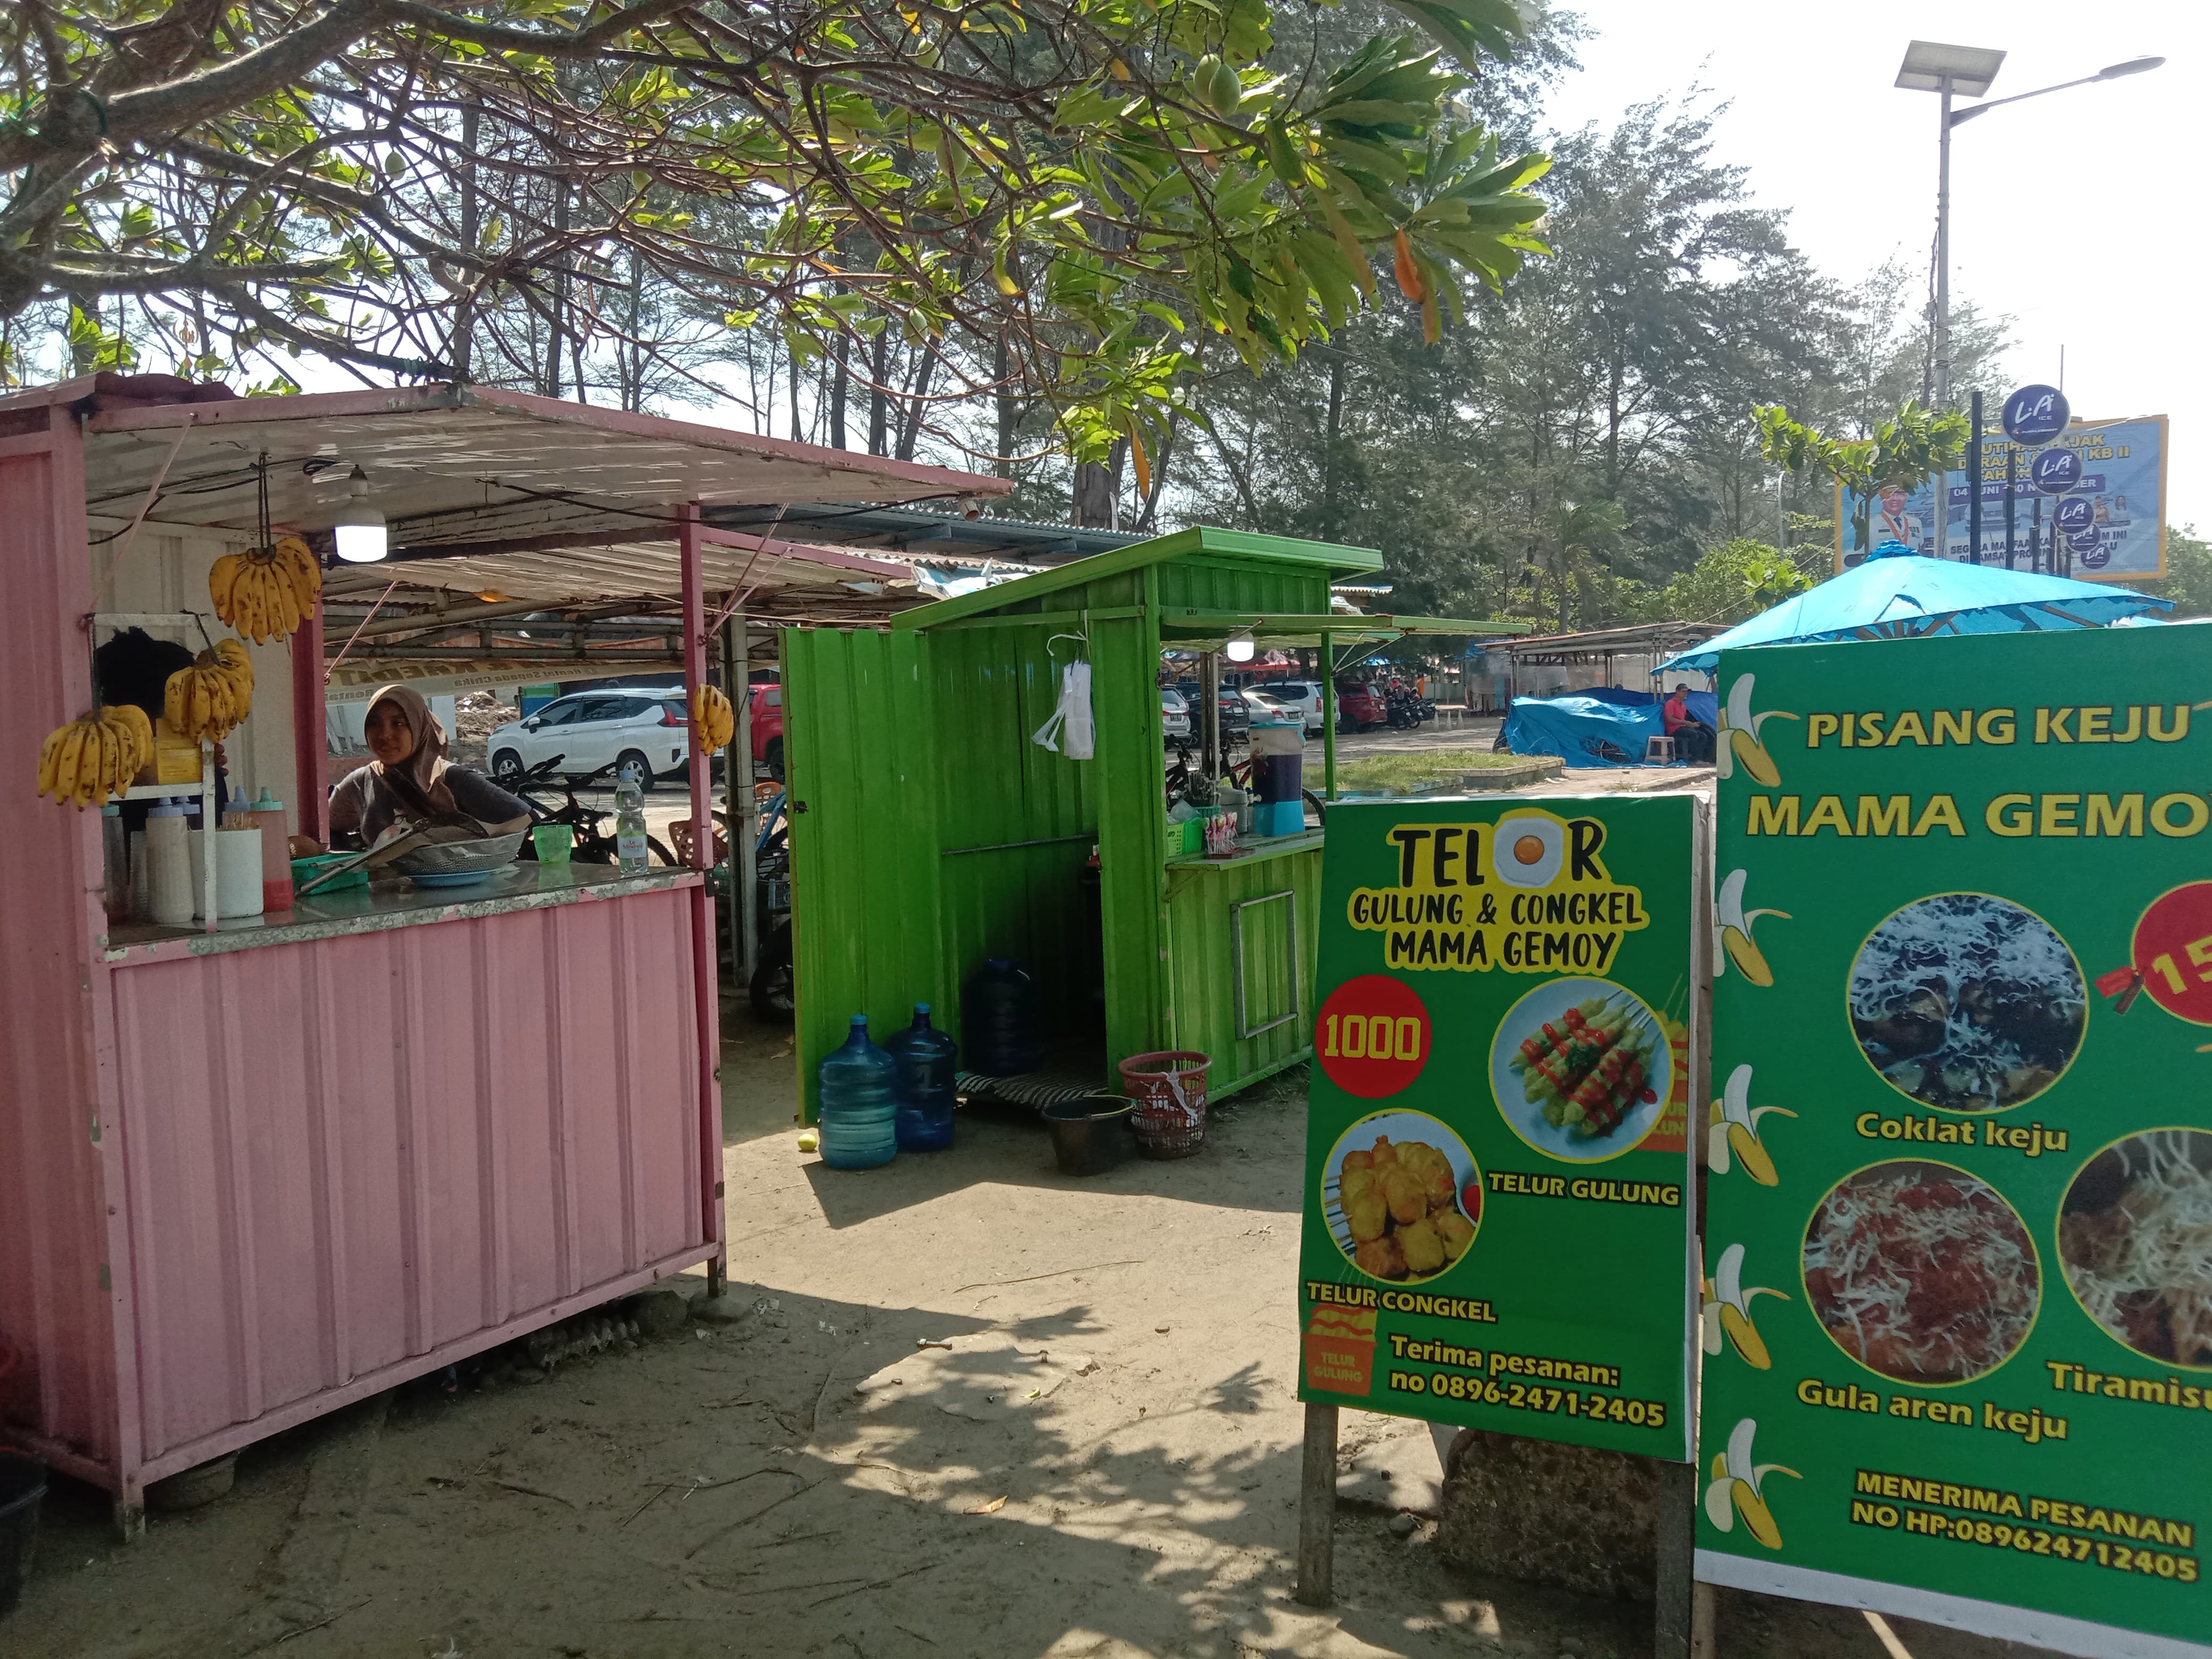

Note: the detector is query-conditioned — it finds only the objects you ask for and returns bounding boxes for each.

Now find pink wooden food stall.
[0,375,1004,1530]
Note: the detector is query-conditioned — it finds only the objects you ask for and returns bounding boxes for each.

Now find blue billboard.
[1838,414,2167,582]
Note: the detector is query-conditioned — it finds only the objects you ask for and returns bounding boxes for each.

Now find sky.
[1541,0,2206,531]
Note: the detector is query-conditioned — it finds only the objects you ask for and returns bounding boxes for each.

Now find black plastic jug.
[965,957,1043,1076]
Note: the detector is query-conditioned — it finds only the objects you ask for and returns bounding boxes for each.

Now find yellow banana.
[37,724,67,797]
[210,553,244,624]
[215,636,253,683]
[165,667,191,734]
[54,722,88,806]
[110,703,153,776]
[1726,1120,1778,1186]
[275,566,303,635]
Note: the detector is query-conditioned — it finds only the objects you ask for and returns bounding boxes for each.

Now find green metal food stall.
[781,526,1516,1116]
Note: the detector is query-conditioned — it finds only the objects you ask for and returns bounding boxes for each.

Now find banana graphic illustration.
[1714,673,1799,787]
[1715,868,1788,986]
[1706,1242,1788,1369]
[1707,1063,1794,1185]
[1704,1419,1798,1550]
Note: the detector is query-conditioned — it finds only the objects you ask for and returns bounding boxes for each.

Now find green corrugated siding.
[1162,849,1321,1095]
[783,626,945,1121]
[1155,557,1329,619]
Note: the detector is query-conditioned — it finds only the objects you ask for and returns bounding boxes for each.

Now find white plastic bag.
[1031,659,1095,759]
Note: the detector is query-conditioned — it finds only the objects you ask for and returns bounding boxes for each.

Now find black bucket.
[1043,1096,1134,1177]
[0,1450,46,1618]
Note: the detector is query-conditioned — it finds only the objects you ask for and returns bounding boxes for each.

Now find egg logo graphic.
[1490,814,1564,889]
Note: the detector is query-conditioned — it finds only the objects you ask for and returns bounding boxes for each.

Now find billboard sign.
[1838,417,2168,582]
[1297,795,1702,1461]
[1701,625,2212,1659]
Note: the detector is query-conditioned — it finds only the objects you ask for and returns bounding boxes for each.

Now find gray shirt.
[327,764,532,847]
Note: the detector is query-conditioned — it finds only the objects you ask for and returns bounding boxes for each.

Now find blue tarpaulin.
[1657,550,2169,672]
[1501,694,1713,767]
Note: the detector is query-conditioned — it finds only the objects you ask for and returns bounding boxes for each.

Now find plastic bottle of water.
[817,1015,897,1169]
[615,781,649,873]
[886,1003,959,1152]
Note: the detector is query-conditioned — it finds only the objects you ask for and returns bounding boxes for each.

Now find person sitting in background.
[320,684,531,850]
[1661,685,1713,764]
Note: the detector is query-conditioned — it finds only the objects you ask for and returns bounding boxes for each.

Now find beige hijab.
[366,684,458,819]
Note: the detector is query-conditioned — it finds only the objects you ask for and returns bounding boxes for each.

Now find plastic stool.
[1644,735,1677,764]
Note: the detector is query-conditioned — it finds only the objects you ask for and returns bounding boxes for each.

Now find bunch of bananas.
[37,704,155,807]
[692,685,736,753]
[163,640,256,743]
[211,534,321,644]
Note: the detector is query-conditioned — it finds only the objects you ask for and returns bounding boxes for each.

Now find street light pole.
[1934,78,1953,409]
[1897,43,2162,411]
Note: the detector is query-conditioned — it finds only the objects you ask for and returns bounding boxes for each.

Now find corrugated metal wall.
[0,410,122,1476]
[783,547,1340,1114]
[784,627,946,1118]
[1163,850,1322,1095]
[108,890,706,1464]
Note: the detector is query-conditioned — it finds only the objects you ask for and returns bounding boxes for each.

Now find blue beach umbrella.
[1658,550,2171,674]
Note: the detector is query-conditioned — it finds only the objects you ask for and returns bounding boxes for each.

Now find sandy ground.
[20,1002,2038,1659]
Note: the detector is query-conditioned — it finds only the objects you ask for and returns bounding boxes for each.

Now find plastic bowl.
[290,853,367,894]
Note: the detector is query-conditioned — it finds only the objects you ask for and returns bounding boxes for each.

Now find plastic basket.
[1118,1050,1210,1159]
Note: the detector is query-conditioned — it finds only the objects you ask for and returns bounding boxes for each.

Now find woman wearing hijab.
[325,684,532,848]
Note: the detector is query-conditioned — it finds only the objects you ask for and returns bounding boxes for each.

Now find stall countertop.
[102,862,703,965]
[1164,827,1325,871]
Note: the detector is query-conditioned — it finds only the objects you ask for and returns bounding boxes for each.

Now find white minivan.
[1251,679,1327,735]
[485,686,691,787]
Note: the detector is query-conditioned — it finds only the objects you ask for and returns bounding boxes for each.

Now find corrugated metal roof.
[78,384,1010,557]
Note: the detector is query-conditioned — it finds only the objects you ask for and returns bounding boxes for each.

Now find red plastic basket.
[1118,1051,1210,1160]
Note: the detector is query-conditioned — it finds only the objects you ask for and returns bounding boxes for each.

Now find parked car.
[1161,686,1193,742]
[751,683,785,778]
[1335,677,1387,732]
[1250,678,1326,734]
[487,686,691,787]
[1173,680,1250,741]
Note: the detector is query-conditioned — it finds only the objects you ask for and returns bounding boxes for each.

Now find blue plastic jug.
[965,958,1043,1076]
[817,1015,897,1169]
[886,1003,959,1152]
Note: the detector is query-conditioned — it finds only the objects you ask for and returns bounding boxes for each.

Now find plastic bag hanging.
[1032,659,1095,759]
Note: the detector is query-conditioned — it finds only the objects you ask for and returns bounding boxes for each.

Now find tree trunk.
[994,336,1017,477]
[895,347,937,462]
[828,289,850,446]
[453,106,479,382]
[1322,353,1346,541]
[545,176,569,399]
[1071,438,1129,529]
[868,330,891,456]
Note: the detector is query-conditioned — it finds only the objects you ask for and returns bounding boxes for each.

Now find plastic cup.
[533,824,574,865]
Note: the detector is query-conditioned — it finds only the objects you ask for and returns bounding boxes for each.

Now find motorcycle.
[508,752,676,865]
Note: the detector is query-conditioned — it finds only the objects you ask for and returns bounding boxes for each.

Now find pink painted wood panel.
[108,887,706,1460]
[0,415,124,1476]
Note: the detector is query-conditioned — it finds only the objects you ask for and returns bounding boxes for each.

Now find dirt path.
[19,1013,2024,1659]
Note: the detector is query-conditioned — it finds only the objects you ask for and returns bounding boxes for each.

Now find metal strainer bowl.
[389,830,529,882]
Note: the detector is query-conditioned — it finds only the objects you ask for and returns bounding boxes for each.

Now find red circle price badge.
[2129,882,2212,1025]
[1316,975,1431,1098]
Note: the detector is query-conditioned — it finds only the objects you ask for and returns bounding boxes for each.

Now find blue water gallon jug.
[965,958,1043,1076]
[886,1003,959,1152]
[817,1015,897,1169]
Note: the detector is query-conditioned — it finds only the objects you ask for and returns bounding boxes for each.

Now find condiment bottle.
[101,803,131,923]
[247,787,294,911]
[146,799,194,927]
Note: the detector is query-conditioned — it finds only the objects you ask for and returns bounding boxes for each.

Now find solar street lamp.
[1896,42,2164,409]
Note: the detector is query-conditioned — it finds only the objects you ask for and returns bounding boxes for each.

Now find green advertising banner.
[1297,794,1702,1461]
[1700,626,2212,1659]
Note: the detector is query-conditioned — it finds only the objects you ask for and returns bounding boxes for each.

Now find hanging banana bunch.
[163,640,256,744]
[692,685,736,753]
[36,704,155,808]
[210,534,322,645]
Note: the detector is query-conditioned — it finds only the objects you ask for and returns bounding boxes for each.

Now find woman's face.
[365,701,416,765]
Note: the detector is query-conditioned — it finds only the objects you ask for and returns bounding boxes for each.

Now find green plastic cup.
[532,824,574,865]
